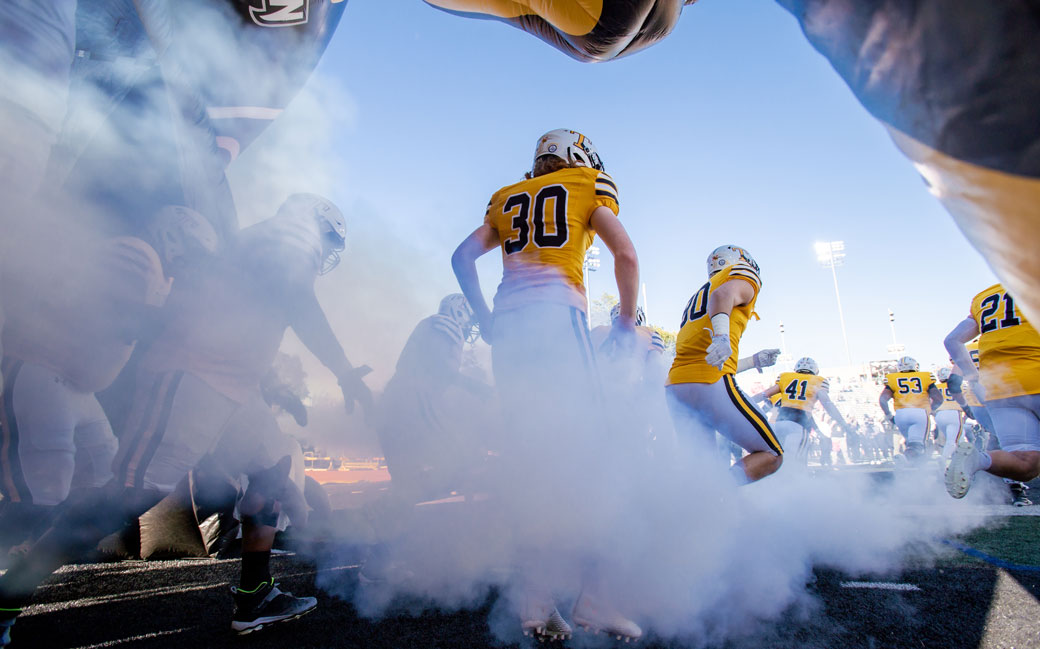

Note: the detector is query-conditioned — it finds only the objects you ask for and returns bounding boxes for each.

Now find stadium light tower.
[778,321,793,363]
[815,240,853,365]
[887,308,905,354]
[583,246,601,327]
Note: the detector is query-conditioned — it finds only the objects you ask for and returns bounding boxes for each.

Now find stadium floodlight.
[814,240,852,365]
[583,246,601,328]
[887,309,905,354]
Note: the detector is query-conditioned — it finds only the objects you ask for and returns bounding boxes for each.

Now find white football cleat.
[945,441,981,499]
[572,592,642,641]
[520,592,572,641]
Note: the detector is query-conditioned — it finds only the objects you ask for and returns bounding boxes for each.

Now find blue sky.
[295,0,997,372]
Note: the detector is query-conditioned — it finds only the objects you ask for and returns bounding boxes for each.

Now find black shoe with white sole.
[231,579,316,634]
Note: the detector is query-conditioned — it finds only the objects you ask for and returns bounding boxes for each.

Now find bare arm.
[878,387,894,420]
[451,224,499,343]
[752,384,781,405]
[290,290,372,414]
[927,384,943,411]
[819,390,852,434]
[944,317,980,381]
[707,278,755,319]
[590,206,639,327]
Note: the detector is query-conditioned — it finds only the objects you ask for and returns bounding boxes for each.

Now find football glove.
[704,333,731,370]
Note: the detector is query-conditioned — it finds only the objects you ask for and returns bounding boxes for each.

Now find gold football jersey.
[969,283,1040,400]
[667,263,761,385]
[776,372,827,412]
[485,166,618,311]
[884,371,936,410]
[936,381,962,412]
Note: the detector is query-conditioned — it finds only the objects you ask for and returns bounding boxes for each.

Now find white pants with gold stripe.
[666,375,782,456]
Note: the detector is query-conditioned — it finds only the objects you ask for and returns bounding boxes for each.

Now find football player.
[452,129,641,641]
[943,284,1040,499]
[945,345,1031,505]
[752,357,852,467]
[666,245,783,485]
[934,367,968,461]
[0,195,371,641]
[376,293,493,502]
[0,206,215,556]
[878,356,942,462]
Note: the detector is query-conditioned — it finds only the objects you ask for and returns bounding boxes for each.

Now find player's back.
[970,283,1040,399]
[776,372,827,411]
[884,371,934,409]
[391,314,465,384]
[485,166,618,312]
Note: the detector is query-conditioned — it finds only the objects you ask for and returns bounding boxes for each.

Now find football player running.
[452,129,642,641]
[0,206,214,557]
[934,367,970,462]
[666,245,783,485]
[878,357,942,463]
[0,195,372,644]
[752,357,853,467]
[943,284,1040,499]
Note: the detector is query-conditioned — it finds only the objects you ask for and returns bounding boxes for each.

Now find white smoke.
[0,4,1007,646]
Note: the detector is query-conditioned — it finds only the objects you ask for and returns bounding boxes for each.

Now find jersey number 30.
[503,185,569,254]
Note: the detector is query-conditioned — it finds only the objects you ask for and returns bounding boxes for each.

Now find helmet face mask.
[897,356,919,372]
[534,129,604,171]
[439,294,478,343]
[794,357,819,375]
[276,193,346,275]
[937,367,953,382]
[707,245,759,278]
[609,303,646,326]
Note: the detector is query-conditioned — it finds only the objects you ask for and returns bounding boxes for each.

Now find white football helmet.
[439,293,478,343]
[534,129,604,171]
[937,367,953,382]
[276,193,346,275]
[148,205,220,273]
[793,357,819,375]
[609,303,646,326]
[897,356,919,372]
[707,245,760,278]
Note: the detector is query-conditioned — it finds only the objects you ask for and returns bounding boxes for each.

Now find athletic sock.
[977,451,993,473]
[239,551,272,592]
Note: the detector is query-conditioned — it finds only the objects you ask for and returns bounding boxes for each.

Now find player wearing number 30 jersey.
[453,129,642,641]
[484,159,618,312]
[666,246,783,486]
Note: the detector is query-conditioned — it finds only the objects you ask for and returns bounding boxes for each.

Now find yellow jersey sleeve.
[970,283,1040,400]
[936,381,962,411]
[485,167,617,312]
[667,264,761,385]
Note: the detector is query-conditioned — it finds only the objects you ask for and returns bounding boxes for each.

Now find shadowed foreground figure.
[0,195,373,645]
